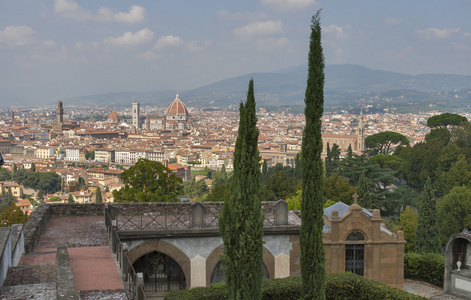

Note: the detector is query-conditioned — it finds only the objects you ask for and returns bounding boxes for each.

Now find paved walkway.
[1,216,126,299]
[404,280,469,299]
[69,246,124,291]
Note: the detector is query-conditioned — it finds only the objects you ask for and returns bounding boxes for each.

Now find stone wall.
[23,204,51,253]
[56,245,80,299]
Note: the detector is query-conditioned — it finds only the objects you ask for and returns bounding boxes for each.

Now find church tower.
[357,108,365,151]
[132,102,140,129]
[57,100,63,124]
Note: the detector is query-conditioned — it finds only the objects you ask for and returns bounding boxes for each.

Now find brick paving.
[35,216,108,249]
[68,246,124,291]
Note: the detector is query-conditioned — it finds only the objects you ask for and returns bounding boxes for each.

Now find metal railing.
[105,205,147,300]
[116,205,192,230]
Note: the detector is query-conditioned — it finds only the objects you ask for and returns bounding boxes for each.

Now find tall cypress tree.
[95,187,103,204]
[357,171,371,208]
[416,177,441,253]
[300,10,326,300]
[261,159,268,183]
[219,79,264,300]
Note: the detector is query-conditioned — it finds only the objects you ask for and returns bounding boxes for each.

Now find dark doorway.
[345,231,365,276]
[133,251,186,292]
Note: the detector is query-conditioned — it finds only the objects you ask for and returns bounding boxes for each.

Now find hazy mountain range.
[64,64,471,113]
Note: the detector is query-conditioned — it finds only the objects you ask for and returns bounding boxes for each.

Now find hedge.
[404,252,444,287]
[165,272,426,300]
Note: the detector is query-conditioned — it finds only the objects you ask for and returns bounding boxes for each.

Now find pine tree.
[300,10,326,300]
[95,187,103,204]
[357,171,371,208]
[416,177,441,253]
[219,79,263,300]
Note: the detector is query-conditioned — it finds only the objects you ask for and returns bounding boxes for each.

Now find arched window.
[132,251,186,292]
[346,231,365,241]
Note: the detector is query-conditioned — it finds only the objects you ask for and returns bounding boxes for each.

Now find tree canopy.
[365,131,409,155]
[0,202,28,227]
[113,159,183,202]
[427,113,468,128]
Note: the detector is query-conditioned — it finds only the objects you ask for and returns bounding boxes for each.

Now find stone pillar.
[275,200,288,226]
[190,255,206,287]
[191,202,205,228]
[136,272,144,299]
[274,253,290,278]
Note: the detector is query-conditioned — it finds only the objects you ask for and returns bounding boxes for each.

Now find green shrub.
[404,252,444,287]
[165,272,426,300]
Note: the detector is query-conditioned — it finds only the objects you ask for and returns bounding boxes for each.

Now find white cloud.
[74,41,99,51]
[54,0,145,23]
[103,28,154,47]
[234,21,283,37]
[261,0,316,11]
[97,5,145,24]
[136,51,161,60]
[153,35,184,50]
[384,17,401,26]
[54,0,91,21]
[0,25,35,47]
[414,27,460,40]
[42,40,56,48]
[323,24,352,39]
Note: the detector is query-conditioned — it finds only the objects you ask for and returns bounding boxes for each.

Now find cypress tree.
[261,159,268,183]
[325,142,331,176]
[219,79,264,300]
[95,187,103,204]
[357,171,371,208]
[347,144,353,157]
[300,10,326,300]
[416,177,441,253]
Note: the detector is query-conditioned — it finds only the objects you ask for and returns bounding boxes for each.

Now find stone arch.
[127,239,191,288]
[205,243,275,286]
[444,232,471,294]
[342,227,371,242]
[339,220,373,242]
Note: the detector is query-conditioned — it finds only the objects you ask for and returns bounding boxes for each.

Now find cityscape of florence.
[0,1,471,299]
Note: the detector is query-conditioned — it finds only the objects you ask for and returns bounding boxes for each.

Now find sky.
[1,0,471,105]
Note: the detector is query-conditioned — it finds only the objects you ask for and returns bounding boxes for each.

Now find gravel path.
[404,280,469,299]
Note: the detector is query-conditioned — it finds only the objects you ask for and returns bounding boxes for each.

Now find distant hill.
[63,64,471,112]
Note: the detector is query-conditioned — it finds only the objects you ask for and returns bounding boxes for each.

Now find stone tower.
[357,108,365,151]
[132,102,140,129]
[57,100,63,124]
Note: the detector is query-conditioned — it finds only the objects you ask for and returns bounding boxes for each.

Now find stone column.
[274,253,290,278]
[275,200,288,226]
[191,203,205,228]
[190,255,206,287]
